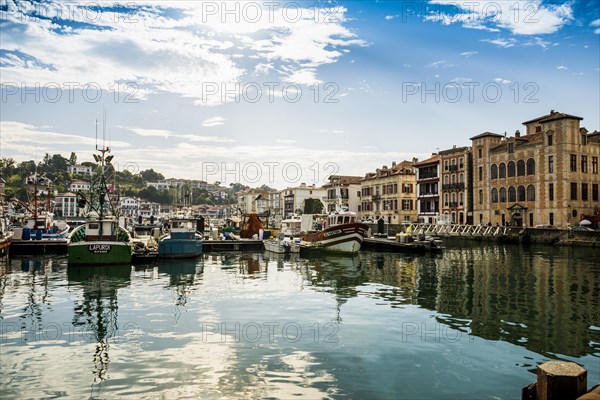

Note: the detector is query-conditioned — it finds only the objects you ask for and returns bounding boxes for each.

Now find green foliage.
[304,198,324,214]
[140,168,165,182]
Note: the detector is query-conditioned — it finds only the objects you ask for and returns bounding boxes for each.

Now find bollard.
[537,361,587,400]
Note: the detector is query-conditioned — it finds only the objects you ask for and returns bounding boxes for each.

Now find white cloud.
[426,60,455,68]
[122,126,233,142]
[385,15,399,21]
[591,19,600,27]
[0,1,364,106]
[426,0,573,35]
[494,77,512,84]
[481,38,518,48]
[556,65,567,70]
[460,51,478,57]
[202,116,226,127]
[276,139,297,144]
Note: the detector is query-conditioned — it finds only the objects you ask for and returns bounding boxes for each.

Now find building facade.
[322,175,361,213]
[67,164,92,175]
[471,111,600,227]
[69,180,90,192]
[55,192,82,218]
[282,184,326,218]
[237,189,270,214]
[359,161,418,223]
[416,155,440,224]
[439,146,473,225]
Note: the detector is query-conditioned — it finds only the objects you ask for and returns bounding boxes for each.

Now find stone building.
[359,160,418,223]
[282,184,326,218]
[415,155,441,224]
[439,146,473,225]
[471,111,599,227]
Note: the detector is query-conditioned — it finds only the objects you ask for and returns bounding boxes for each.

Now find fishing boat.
[300,210,369,254]
[264,234,300,254]
[0,182,11,258]
[158,215,203,258]
[67,144,133,266]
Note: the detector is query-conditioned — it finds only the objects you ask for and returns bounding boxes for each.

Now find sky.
[1,0,599,188]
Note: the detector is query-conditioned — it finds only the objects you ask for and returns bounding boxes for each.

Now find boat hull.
[300,223,369,254]
[264,239,300,254]
[158,239,203,258]
[68,241,133,265]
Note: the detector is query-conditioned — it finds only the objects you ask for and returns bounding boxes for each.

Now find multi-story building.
[416,155,441,224]
[439,146,473,225]
[146,181,172,191]
[282,183,326,218]
[119,197,140,217]
[55,192,82,218]
[322,175,361,213]
[237,188,271,214]
[140,201,161,218]
[359,160,418,223]
[69,180,90,192]
[67,164,93,175]
[471,111,600,227]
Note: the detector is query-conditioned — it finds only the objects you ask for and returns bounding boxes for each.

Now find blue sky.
[1,0,599,188]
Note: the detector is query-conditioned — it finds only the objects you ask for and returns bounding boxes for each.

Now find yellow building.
[471,111,599,227]
[359,160,418,223]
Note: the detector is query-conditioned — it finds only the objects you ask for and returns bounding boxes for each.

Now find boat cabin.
[85,212,119,240]
[170,218,196,232]
[327,212,357,227]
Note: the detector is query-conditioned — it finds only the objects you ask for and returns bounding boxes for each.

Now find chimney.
[453,144,456,149]
[515,130,520,138]
[392,161,397,169]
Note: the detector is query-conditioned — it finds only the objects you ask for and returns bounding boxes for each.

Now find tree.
[259,184,275,192]
[69,152,77,166]
[304,198,324,214]
[0,157,16,178]
[140,169,165,182]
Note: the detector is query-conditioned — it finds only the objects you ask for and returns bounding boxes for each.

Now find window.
[547,134,553,145]
[593,184,598,201]
[526,159,535,175]
[517,160,525,176]
[459,192,464,206]
[549,213,554,226]
[491,188,498,203]
[478,147,482,159]
[529,213,534,227]
[582,134,587,145]
[527,185,535,201]
[402,200,412,210]
[479,189,483,204]
[582,183,588,201]
[508,142,514,153]
[508,161,515,177]
[593,157,598,174]
[451,174,456,184]
[570,182,577,200]
[508,186,516,202]
[444,160,449,171]
[444,175,449,185]
[536,126,542,133]
[459,173,464,184]
[479,166,483,181]
[518,186,526,202]
[499,163,506,178]
[548,156,554,173]
[491,164,498,179]
[459,158,464,169]
[549,183,554,201]
[444,193,449,207]
[581,156,588,173]
[499,187,507,202]
[570,154,577,172]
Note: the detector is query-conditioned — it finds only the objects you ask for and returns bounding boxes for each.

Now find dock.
[10,239,68,255]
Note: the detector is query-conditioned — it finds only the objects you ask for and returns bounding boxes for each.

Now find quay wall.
[365,224,600,247]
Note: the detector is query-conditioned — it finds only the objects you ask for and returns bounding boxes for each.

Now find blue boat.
[158,217,203,258]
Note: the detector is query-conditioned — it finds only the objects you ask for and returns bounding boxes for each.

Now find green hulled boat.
[67,145,133,266]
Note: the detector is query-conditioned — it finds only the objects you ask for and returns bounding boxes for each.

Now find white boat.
[281,214,302,236]
[300,210,369,254]
[264,235,300,254]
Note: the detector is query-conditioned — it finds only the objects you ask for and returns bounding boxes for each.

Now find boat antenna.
[95,119,99,151]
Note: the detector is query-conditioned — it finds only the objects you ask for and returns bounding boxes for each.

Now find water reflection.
[67,265,131,386]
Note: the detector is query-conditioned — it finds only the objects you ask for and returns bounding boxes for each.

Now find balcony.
[419,192,439,197]
[449,202,458,208]
[372,194,381,201]
[442,183,465,191]
[419,173,438,180]
[449,164,458,172]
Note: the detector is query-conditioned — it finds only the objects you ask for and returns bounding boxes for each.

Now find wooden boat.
[300,211,369,254]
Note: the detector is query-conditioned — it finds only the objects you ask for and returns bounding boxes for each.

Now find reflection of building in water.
[433,246,600,358]
[68,266,131,385]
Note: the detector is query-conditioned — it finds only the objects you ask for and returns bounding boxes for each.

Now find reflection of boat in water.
[67,264,132,386]
[158,258,203,278]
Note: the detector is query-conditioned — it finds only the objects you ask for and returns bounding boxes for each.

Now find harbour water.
[0,244,598,399]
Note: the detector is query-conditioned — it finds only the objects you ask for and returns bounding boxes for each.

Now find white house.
[67,164,93,175]
[69,180,90,192]
[55,192,82,218]
[119,197,140,217]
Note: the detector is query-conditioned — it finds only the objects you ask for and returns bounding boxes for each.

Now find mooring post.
[536,361,587,400]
